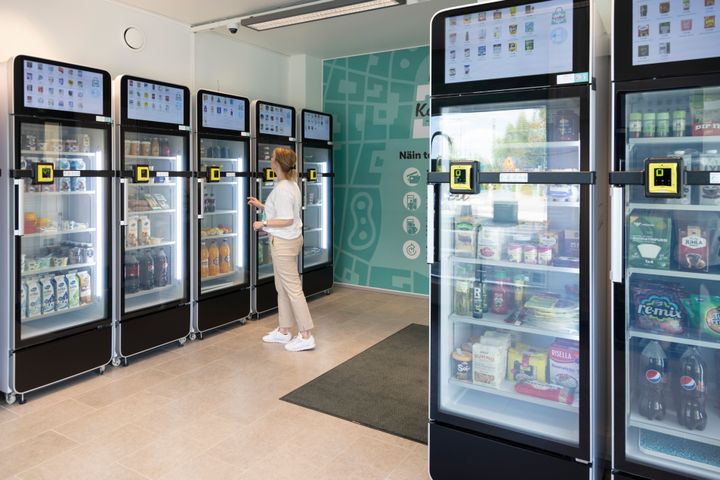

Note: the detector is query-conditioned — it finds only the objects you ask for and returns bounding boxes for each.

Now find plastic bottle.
[638,341,667,421]
[124,254,140,294]
[154,249,169,287]
[472,266,483,319]
[208,242,220,276]
[220,240,232,274]
[209,193,216,213]
[677,347,707,430]
[139,251,155,290]
[200,242,210,278]
[490,271,510,315]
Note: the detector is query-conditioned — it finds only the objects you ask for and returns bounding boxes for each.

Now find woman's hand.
[252,221,265,231]
[247,196,264,209]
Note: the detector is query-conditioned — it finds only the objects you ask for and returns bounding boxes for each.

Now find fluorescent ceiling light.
[241,0,407,31]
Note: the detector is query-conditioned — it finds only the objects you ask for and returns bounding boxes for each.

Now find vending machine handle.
[14,179,24,236]
[198,178,205,220]
[301,177,308,210]
[427,184,436,264]
[120,178,128,226]
[610,186,624,283]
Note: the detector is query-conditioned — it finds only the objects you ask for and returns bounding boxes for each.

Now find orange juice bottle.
[200,242,209,278]
[220,240,232,273]
[208,242,220,276]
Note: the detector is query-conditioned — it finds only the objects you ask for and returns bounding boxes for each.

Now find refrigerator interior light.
[322,162,329,250]
[175,154,183,281]
[238,175,246,270]
[95,150,105,300]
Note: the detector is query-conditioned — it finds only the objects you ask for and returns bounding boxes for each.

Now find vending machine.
[428,0,609,478]
[114,75,192,365]
[0,55,113,403]
[194,90,251,337]
[250,100,296,315]
[299,109,334,298]
[610,1,720,479]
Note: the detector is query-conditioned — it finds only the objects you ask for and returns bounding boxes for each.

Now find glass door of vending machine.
[429,87,595,460]
[301,147,331,270]
[612,81,720,480]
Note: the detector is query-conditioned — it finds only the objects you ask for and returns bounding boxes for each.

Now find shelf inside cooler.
[449,255,579,275]
[25,191,97,197]
[637,429,720,478]
[304,203,323,207]
[492,140,581,150]
[23,228,96,238]
[128,209,176,216]
[127,183,176,188]
[125,241,176,251]
[629,405,720,448]
[258,264,274,274]
[200,157,241,162]
[21,302,104,339]
[23,301,96,323]
[22,262,95,277]
[125,284,176,299]
[627,203,720,213]
[449,378,579,412]
[304,228,323,233]
[202,233,237,240]
[627,267,720,283]
[21,150,99,157]
[125,155,180,161]
[204,210,237,216]
[451,313,580,341]
[628,329,720,351]
[628,136,720,146]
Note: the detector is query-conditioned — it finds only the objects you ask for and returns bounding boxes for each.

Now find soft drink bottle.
[208,242,220,276]
[638,341,667,421]
[200,242,209,279]
[139,252,155,290]
[677,347,707,430]
[219,240,231,274]
[124,254,140,294]
[154,249,169,287]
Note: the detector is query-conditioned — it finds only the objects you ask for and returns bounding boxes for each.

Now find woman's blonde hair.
[272,147,298,181]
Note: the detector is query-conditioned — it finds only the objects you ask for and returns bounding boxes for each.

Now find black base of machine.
[303,265,333,298]
[15,324,112,393]
[429,423,589,480]
[120,304,191,357]
[255,282,278,314]
[198,288,250,332]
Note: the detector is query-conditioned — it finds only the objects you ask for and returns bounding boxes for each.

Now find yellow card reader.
[33,162,55,185]
[133,165,151,183]
[207,166,221,183]
[263,167,276,182]
[645,157,682,198]
[449,161,479,194]
[307,168,317,182]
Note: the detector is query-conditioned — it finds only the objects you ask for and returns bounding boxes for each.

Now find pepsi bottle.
[677,347,707,431]
[638,341,667,421]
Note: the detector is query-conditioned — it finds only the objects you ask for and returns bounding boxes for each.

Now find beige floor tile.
[315,457,387,480]
[387,450,429,480]
[1,399,94,445]
[158,455,244,480]
[338,436,412,473]
[0,405,20,425]
[118,430,204,479]
[205,431,276,471]
[75,369,175,408]
[176,413,242,450]
[0,431,77,478]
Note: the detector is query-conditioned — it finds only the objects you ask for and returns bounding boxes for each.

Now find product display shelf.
[628,136,720,146]
[125,241,175,251]
[22,262,95,277]
[635,435,720,478]
[23,302,95,323]
[449,377,579,413]
[127,183,176,188]
[23,227,96,239]
[304,227,323,233]
[547,201,581,208]
[128,209,176,216]
[304,203,323,208]
[200,157,240,163]
[21,150,99,157]
[495,140,580,150]
[627,203,720,213]
[627,267,720,283]
[258,263,273,275]
[206,182,233,187]
[201,270,238,282]
[449,255,580,274]
[125,284,176,299]
[629,405,720,448]
[26,190,96,197]
[124,155,180,162]
[628,328,720,351]
[451,313,580,341]
[202,233,237,240]
[204,210,237,216]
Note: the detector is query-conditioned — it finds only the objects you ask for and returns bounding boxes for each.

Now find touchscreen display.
[23,59,104,115]
[127,79,185,125]
[202,93,246,132]
[304,112,330,141]
[258,103,293,137]
[444,0,574,83]
[632,0,720,66]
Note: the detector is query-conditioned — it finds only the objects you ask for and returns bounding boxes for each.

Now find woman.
[248,147,315,352]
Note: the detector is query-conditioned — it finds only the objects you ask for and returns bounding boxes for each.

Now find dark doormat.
[281,323,429,444]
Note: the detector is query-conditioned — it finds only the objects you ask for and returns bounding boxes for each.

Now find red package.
[678,226,709,271]
[515,380,574,404]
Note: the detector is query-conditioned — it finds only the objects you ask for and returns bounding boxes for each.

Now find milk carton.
[28,278,42,317]
[140,216,152,246]
[66,272,80,308]
[77,271,92,305]
[40,276,55,314]
[54,274,69,310]
[472,336,509,388]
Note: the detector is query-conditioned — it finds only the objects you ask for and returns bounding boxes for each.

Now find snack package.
[678,225,709,271]
[59,177,73,192]
[628,214,672,269]
[145,194,161,210]
[561,230,580,258]
[682,295,720,341]
[77,271,92,305]
[477,225,504,261]
[472,341,508,388]
[53,274,69,311]
[515,379,574,404]
[452,349,472,381]
[631,281,686,334]
[71,177,86,192]
[154,194,170,209]
[538,231,562,257]
[507,344,547,383]
[28,278,42,317]
[66,272,80,308]
[454,214,476,257]
[40,276,56,314]
[549,339,580,395]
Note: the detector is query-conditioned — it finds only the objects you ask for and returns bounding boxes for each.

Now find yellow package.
[507,344,547,383]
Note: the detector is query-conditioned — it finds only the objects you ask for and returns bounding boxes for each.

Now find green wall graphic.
[323,47,429,295]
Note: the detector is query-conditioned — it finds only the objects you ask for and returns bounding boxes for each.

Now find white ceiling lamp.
[240,0,407,31]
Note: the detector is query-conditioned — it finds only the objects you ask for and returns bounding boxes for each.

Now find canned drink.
[507,243,522,263]
[642,112,656,137]
[84,245,95,264]
[537,246,552,265]
[523,244,538,264]
[656,112,670,137]
[673,110,687,137]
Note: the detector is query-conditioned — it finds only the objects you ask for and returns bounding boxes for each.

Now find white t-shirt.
[264,179,303,240]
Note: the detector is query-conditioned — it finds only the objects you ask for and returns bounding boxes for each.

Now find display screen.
[303,112,330,141]
[444,0,574,83]
[632,0,720,66]
[201,93,246,132]
[258,103,293,137]
[127,79,185,125]
[23,59,104,115]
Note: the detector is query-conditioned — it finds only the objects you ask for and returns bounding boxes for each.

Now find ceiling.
[111,0,470,58]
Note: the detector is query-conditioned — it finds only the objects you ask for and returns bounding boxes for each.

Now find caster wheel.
[239,316,248,325]
[98,366,106,375]
[178,337,187,347]
[111,357,122,368]
[189,333,197,341]
[5,393,16,405]
[18,394,26,405]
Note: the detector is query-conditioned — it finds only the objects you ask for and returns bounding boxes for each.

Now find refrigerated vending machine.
[194,90,251,336]
[428,1,609,478]
[299,109,334,298]
[610,1,720,479]
[0,55,113,403]
[113,75,192,365]
[250,100,296,315]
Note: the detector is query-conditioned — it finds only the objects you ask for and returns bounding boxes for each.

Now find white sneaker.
[262,328,292,344]
[284,334,316,352]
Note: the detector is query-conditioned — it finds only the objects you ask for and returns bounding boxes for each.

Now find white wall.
[287,54,323,111]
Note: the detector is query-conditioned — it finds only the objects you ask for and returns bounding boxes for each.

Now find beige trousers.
[270,235,314,332]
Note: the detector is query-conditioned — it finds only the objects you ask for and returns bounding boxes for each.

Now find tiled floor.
[0,286,430,480]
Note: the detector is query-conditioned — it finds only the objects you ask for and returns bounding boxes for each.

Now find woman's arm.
[252,218,294,231]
